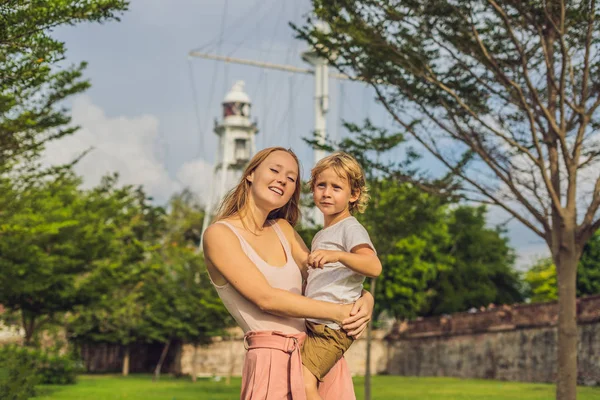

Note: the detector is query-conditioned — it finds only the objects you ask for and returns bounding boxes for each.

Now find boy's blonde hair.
[309,152,370,214]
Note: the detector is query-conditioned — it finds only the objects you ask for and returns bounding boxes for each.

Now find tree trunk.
[555,232,579,400]
[191,344,198,383]
[364,277,377,400]
[153,339,172,381]
[122,344,130,377]
[21,312,36,346]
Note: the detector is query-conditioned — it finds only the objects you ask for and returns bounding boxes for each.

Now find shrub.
[0,345,39,400]
[0,344,83,399]
[36,350,82,385]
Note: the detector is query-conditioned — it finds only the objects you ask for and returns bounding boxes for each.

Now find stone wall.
[385,295,600,385]
[179,328,390,378]
[0,322,22,345]
[0,305,22,345]
[179,296,600,385]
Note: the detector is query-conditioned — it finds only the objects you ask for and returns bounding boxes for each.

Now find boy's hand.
[308,250,341,269]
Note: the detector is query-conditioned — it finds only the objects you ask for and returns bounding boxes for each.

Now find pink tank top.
[210,220,306,334]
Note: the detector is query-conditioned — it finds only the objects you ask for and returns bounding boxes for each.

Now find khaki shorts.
[301,321,354,382]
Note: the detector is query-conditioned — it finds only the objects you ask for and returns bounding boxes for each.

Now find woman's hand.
[341,290,374,338]
[335,303,355,325]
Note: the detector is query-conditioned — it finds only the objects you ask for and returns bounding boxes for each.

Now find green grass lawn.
[31,374,600,400]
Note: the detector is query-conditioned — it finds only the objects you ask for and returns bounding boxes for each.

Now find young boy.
[301,152,382,400]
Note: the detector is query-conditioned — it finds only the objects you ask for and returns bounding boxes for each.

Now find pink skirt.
[241,330,356,400]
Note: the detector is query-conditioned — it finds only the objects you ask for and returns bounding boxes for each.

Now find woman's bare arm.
[203,223,350,323]
[276,219,310,280]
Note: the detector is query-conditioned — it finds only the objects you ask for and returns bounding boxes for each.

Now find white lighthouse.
[201,81,258,238]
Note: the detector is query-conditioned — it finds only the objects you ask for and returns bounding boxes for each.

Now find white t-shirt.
[305,216,376,329]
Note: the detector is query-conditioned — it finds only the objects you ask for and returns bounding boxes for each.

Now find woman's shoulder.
[272,218,293,231]
[203,221,236,246]
[272,218,296,239]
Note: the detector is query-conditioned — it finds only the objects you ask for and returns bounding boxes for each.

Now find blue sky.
[43,0,548,268]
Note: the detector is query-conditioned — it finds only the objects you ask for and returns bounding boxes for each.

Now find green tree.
[525,231,600,302]
[577,231,600,296]
[69,277,148,376]
[142,245,231,380]
[144,191,231,380]
[163,189,205,247]
[0,172,81,344]
[0,171,158,345]
[525,258,558,303]
[359,179,453,320]
[422,206,524,316]
[68,190,231,378]
[0,1,128,170]
[66,178,165,375]
[296,3,600,397]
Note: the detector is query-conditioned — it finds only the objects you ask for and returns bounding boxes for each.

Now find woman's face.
[247,150,299,211]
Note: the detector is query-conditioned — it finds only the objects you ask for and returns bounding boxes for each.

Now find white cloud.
[42,95,218,207]
[42,95,180,203]
[176,158,214,207]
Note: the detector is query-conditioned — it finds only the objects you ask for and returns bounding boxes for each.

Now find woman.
[203,147,373,399]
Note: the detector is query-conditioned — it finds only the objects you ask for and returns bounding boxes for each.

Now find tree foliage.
[577,231,600,296]
[358,178,453,320]
[422,206,524,316]
[295,2,600,397]
[306,120,523,319]
[0,171,160,344]
[0,0,128,169]
[525,231,600,302]
[525,258,559,303]
[66,189,231,375]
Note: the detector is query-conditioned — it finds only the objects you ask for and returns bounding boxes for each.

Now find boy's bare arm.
[308,246,382,278]
[339,245,381,277]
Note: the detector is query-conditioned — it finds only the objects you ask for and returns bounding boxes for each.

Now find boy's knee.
[302,366,319,392]
[304,381,319,393]
[304,383,321,400]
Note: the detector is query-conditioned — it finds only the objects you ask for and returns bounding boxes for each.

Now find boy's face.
[313,167,359,217]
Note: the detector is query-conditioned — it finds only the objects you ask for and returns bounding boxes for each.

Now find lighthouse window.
[224,103,239,117]
[235,139,249,161]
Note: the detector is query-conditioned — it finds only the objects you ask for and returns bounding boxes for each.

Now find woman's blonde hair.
[214,147,302,226]
[309,151,370,214]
